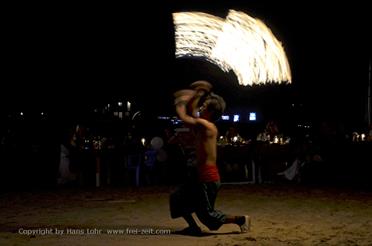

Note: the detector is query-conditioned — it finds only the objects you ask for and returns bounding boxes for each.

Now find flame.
[173,10,292,86]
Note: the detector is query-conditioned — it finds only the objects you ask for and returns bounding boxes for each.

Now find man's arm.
[174,88,216,132]
[175,98,198,125]
[175,100,216,134]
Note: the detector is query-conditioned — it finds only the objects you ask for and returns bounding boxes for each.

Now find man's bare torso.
[194,123,218,166]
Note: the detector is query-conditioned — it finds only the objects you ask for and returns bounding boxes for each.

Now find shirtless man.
[169,81,250,235]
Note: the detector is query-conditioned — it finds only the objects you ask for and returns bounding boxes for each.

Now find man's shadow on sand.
[172,229,257,242]
[172,229,241,237]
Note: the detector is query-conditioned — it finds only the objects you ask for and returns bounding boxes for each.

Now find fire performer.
[170,80,251,236]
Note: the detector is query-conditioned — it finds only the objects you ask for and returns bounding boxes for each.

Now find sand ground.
[1,184,372,246]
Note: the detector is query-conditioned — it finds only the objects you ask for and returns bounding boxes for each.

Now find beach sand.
[1,184,372,245]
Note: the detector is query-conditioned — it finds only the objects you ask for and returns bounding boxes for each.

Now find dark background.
[1,1,371,190]
[2,1,371,128]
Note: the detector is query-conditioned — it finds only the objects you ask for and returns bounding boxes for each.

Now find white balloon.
[150,137,164,150]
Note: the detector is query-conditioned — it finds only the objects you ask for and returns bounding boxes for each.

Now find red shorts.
[197,164,220,183]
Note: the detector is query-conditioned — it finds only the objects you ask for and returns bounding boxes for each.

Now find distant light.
[20,112,24,116]
[158,116,171,120]
[233,115,240,122]
[41,112,44,116]
[249,112,256,121]
[127,101,131,111]
[171,118,182,125]
[233,136,238,142]
[118,102,123,107]
[221,115,230,120]
[297,124,310,129]
[141,138,146,146]
[274,136,279,144]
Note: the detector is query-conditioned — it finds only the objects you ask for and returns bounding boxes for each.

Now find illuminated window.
[221,115,230,120]
[233,115,240,122]
[249,112,256,121]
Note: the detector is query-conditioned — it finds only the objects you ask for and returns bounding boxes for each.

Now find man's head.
[198,92,226,122]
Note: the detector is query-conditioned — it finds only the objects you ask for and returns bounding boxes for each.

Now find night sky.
[2,1,371,128]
